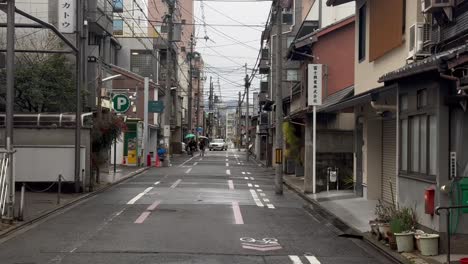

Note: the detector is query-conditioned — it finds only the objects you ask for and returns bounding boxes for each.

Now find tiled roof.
[318,85,354,112]
[379,44,468,83]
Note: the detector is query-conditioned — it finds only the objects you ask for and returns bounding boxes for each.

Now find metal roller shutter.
[382,119,397,205]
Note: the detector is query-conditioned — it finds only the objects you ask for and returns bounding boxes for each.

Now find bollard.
[18,183,25,221]
[57,174,62,205]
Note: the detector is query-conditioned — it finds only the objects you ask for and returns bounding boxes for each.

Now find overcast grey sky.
[193,1,272,103]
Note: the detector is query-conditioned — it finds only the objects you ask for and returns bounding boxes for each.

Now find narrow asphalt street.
[0,150,394,264]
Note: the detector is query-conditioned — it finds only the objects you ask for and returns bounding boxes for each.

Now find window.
[358,4,366,61]
[286,70,298,81]
[401,114,437,176]
[417,89,428,109]
[113,19,124,35]
[400,94,408,111]
[131,50,153,78]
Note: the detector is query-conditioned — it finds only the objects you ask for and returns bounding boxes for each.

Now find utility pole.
[163,0,174,167]
[143,77,149,166]
[188,34,194,133]
[5,0,15,220]
[237,91,241,151]
[208,77,213,138]
[275,0,284,195]
[244,63,250,161]
[74,0,86,193]
[196,72,201,131]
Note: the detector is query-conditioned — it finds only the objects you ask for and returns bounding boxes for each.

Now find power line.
[203,2,263,32]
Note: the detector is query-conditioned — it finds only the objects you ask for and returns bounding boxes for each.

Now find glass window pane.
[411,116,420,172]
[400,95,408,111]
[401,119,408,171]
[420,116,427,174]
[429,115,437,175]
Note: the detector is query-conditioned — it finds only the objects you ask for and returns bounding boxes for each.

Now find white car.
[209,139,228,151]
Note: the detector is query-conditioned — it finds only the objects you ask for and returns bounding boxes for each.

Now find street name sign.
[148,101,164,113]
[112,94,130,113]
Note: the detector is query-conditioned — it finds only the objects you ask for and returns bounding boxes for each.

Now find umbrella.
[185,133,196,139]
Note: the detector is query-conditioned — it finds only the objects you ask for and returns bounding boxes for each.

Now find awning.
[318,85,354,112]
[318,85,396,113]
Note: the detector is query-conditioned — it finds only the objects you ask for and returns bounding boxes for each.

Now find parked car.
[209,138,228,151]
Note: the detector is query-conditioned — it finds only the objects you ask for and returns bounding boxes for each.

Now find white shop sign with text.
[58,0,76,33]
[307,64,323,106]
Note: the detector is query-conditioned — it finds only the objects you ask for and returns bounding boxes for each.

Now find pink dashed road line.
[134,200,162,224]
[134,211,151,224]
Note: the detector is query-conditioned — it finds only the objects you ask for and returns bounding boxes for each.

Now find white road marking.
[170,179,182,188]
[257,189,262,192]
[178,156,194,167]
[248,183,253,187]
[228,180,235,190]
[289,256,303,264]
[244,177,249,180]
[267,204,275,209]
[247,172,251,175]
[232,201,244,225]
[199,158,203,161]
[226,159,229,161]
[263,198,270,202]
[193,162,198,166]
[185,168,192,174]
[254,184,259,188]
[249,189,264,207]
[226,169,231,175]
[70,247,77,253]
[250,177,254,180]
[154,181,160,185]
[305,256,321,264]
[127,187,153,204]
[237,163,241,165]
[241,172,246,175]
[226,163,229,167]
[260,193,266,197]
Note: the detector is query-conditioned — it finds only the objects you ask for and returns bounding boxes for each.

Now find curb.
[283,179,411,264]
[0,167,150,239]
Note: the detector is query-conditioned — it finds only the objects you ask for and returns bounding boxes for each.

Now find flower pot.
[419,234,439,256]
[378,223,391,239]
[395,232,415,252]
[414,230,425,251]
[369,221,380,239]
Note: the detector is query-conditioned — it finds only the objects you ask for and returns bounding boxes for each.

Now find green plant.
[282,121,302,164]
[375,200,396,223]
[391,207,417,232]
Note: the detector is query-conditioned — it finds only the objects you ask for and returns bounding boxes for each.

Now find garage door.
[382,119,397,204]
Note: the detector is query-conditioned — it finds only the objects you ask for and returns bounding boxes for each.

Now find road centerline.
[170,179,182,188]
[127,187,153,205]
[231,201,244,225]
[228,180,234,190]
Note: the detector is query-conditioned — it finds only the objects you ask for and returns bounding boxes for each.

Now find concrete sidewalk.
[1,165,149,234]
[283,175,468,264]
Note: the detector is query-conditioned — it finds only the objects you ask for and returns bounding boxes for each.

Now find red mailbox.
[425,187,435,215]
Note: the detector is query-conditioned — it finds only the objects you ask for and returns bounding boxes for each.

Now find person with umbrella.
[185,133,197,156]
[198,138,206,157]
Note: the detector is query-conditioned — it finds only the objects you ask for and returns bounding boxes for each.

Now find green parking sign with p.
[112,94,130,113]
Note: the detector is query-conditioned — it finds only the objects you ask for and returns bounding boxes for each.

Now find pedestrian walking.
[199,140,206,157]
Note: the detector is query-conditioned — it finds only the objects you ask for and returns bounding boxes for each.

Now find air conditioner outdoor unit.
[422,0,454,13]
[408,23,431,60]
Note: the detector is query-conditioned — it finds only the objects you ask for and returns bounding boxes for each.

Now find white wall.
[307,1,355,28]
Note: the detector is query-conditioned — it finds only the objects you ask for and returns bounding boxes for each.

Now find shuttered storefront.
[382,119,397,204]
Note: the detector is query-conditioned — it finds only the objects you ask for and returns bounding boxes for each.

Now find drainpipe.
[440,74,460,90]
[370,101,397,112]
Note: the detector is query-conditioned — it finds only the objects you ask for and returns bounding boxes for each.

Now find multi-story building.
[328,0,468,252]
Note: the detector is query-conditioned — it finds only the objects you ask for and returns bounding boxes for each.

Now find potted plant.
[374,200,394,240]
[282,122,303,176]
[392,207,417,252]
[418,233,439,256]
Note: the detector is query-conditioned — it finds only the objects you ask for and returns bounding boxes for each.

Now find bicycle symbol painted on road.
[240,237,282,251]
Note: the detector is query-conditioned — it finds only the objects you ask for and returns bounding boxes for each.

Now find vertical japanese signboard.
[58,0,76,33]
[307,64,323,106]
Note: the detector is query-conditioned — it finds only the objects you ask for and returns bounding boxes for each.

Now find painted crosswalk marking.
[241,172,246,175]
[185,168,192,174]
[244,177,249,180]
[170,179,182,188]
[248,183,253,187]
[226,169,231,175]
[249,189,264,207]
[288,255,321,264]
